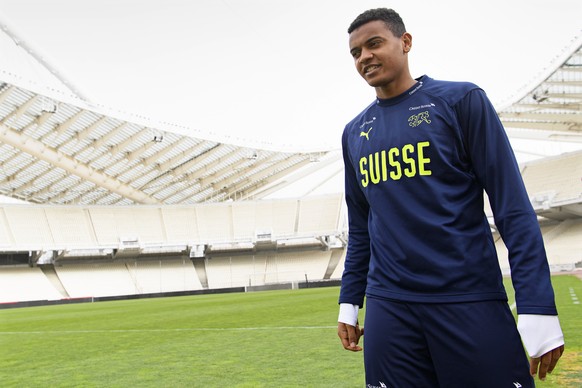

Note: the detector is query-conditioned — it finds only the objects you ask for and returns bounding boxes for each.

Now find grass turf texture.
[0,275,580,387]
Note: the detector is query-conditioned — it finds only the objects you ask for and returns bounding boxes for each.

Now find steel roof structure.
[498,35,582,143]
[0,82,340,205]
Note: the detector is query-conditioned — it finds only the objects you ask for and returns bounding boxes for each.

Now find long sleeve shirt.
[339,75,557,316]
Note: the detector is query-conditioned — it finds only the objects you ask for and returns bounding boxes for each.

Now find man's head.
[348,8,413,99]
[347,8,406,38]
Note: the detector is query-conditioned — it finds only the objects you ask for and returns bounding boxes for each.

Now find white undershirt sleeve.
[338,303,359,326]
[517,314,564,358]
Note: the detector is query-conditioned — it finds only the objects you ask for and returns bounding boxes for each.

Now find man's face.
[348,20,410,90]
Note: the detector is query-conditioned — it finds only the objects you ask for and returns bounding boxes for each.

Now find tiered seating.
[544,219,582,265]
[128,259,203,293]
[0,194,347,303]
[160,207,200,243]
[229,199,301,241]
[330,250,347,280]
[264,251,331,283]
[269,200,299,237]
[205,250,334,288]
[2,206,54,249]
[195,203,234,242]
[231,202,259,241]
[206,255,268,289]
[45,207,95,247]
[0,266,62,303]
[522,151,582,204]
[88,207,166,245]
[56,263,137,298]
[0,194,344,251]
[297,194,343,235]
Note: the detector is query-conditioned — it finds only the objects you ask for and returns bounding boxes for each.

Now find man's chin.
[363,75,386,88]
[366,80,385,89]
[366,76,397,92]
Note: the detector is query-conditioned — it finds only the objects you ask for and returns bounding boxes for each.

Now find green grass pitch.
[1,275,580,387]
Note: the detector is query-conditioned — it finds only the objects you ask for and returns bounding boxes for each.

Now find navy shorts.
[363,297,533,388]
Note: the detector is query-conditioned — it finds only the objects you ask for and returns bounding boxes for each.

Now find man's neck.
[375,77,417,99]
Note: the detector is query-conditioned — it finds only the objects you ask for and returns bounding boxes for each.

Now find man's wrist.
[517,314,564,358]
[338,303,359,326]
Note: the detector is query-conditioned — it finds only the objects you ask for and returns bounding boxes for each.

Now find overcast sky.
[0,0,581,155]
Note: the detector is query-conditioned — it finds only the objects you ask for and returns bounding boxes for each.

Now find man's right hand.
[338,322,364,352]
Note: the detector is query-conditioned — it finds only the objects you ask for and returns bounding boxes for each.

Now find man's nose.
[358,49,373,64]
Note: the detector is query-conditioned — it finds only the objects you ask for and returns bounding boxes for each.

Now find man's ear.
[402,32,412,53]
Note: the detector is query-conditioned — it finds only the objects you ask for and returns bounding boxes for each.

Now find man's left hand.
[530,344,564,380]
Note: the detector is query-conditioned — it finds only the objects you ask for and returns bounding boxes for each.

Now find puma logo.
[360,127,373,140]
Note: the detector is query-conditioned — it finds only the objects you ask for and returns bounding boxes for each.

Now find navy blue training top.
[339,75,557,315]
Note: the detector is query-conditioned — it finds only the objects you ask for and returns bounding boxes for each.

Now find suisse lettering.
[360,141,432,187]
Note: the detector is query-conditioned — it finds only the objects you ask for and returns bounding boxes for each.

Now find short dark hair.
[347,8,406,37]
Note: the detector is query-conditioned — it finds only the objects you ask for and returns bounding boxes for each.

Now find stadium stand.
[329,249,348,280]
[56,262,137,298]
[543,219,582,268]
[205,255,268,289]
[126,258,203,294]
[265,250,332,283]
[0,194,346,302]
[0,194,341,249]
[522,151,582,218]
[52,259,204,298]
[0,266,62,303]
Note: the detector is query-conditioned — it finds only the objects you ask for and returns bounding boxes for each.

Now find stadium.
[0,2,581,387]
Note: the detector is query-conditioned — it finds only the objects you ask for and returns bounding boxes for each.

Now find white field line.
[0,326,338,335]
[569,287,580,305]
[509,302,517,311]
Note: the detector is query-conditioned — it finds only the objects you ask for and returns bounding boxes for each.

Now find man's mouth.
[363,64,380,75]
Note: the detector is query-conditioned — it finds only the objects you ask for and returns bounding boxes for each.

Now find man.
[337,8,564,387]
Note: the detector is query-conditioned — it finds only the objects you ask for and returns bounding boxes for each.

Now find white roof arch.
[498,34,582,144]
[0,81,340,205]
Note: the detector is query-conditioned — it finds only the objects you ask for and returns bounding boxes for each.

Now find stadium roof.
[0,81,341,205]
[0,13,344,205]
[498,35,582,144]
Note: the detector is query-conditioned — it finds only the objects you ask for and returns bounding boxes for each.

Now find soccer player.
[337,8,565,387]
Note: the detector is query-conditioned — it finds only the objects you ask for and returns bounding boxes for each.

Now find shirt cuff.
[517,314,564,358]
[338,303,359,326]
